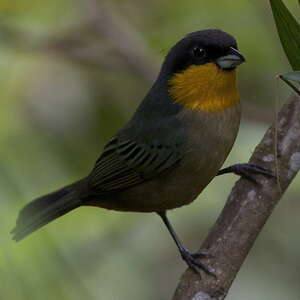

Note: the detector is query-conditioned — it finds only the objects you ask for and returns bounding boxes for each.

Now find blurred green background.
[1,0,300,299]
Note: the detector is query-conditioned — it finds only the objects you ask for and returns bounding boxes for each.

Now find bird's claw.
[218,163,275,184]
[180,248,216,277]
[235,163,274,184]
[190,248,213,258]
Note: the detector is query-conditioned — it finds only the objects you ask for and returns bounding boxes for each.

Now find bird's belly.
[99,143,228,212]
[95,106,240,212]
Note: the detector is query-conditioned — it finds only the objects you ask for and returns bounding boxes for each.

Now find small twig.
[274,77,282,194]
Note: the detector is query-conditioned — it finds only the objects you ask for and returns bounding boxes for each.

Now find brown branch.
[173,92,300,300]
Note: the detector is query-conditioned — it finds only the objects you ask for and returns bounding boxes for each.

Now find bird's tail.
[11,180,84,242]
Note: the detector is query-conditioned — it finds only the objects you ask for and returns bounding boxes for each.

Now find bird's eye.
[192,47,206,58]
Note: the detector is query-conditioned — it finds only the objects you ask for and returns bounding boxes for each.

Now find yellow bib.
[168,63,240,112]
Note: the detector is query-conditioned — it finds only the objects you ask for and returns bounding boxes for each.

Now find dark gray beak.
[216,47,245,70]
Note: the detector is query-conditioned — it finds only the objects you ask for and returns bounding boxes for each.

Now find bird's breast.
[168,63,240,112]
[174,105,241,199]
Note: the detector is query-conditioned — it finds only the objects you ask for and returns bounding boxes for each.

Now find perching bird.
[12,29,271,274]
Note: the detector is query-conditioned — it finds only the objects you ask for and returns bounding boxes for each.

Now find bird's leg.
[217,163,274,184]
[157,211,214,276]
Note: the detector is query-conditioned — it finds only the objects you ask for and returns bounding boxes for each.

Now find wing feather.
[88,136,183,194]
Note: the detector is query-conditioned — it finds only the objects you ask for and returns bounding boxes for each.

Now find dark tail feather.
[11,181,83,242]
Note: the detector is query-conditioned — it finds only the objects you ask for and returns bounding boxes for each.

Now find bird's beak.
[216,47,245,70]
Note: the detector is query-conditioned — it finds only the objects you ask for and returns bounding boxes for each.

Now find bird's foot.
[218,163,274,184]
[180,248,215,277]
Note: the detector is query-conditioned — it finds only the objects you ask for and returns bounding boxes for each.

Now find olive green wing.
[87,136,183,194]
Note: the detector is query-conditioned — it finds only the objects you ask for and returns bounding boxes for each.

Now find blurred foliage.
[282,71,300,82]
[270,0,300,70]
[270,0,300,95]
[280,72,300,96]
[1,1,300,300]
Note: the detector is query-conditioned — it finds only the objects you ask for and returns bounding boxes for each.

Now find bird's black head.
[161,29,245,76]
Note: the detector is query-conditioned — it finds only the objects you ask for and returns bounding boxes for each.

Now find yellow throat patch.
[168,63,240,112]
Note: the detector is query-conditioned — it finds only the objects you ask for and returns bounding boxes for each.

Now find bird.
[12,29,272,275]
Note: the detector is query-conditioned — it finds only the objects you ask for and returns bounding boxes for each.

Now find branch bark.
[173,92,300,300]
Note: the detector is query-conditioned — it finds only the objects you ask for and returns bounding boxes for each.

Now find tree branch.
[173,92,300,300]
